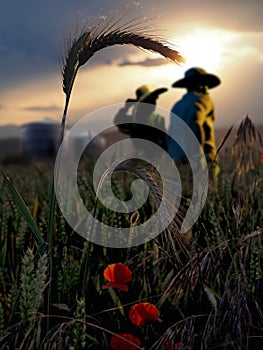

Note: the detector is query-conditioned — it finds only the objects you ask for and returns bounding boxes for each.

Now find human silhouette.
[114,84,168,154]
[167,67,221,179]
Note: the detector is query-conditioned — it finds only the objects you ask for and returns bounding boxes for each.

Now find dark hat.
[127,84,167,102]
[172,67,221,89]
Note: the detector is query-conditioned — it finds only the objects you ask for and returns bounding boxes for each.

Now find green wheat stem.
[45,106,70,332]
[45,86,74,330]
[47,7,183,337]
[82,172,104,293]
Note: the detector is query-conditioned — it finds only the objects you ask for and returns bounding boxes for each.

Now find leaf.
[203,284,218,311]
[52,303,70,312]
[108,288,124,316]
[0,170,45,247]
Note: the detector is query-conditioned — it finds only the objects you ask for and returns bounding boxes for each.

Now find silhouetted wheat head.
[60,12,185,121]
[232,114,263,176]
[59,11,186,255]
[114,159,190,255]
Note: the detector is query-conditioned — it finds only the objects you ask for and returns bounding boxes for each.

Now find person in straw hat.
[167,67,221,179]
[114,84,168,152]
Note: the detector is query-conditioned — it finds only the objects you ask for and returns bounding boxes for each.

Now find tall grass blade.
[215,124,234,158]
[0,170,45,248]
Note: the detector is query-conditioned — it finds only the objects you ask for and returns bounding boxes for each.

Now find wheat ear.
[110,159,188,253]
[62,30,184,97]
[60,15,185,126]
[19,248,48,332]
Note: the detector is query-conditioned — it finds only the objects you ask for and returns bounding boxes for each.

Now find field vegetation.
[0,11,263,350]
[0,115,262,349]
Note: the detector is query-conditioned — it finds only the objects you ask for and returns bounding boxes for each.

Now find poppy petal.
[102,282,129,292]
[129,302,161,327]
[110,333,141,350]
[104,263,132,284]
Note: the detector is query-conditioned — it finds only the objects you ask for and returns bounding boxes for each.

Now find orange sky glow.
[0,1,263,132]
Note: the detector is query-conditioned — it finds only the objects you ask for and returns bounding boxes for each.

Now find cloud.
[161,0,263,32]
[21,104,61,112]
[0,1,157,89]
[1,0,261,89]
[1,0,263,129]
[117,57,168,67]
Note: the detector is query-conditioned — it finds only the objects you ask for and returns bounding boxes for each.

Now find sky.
[1,0,263,133]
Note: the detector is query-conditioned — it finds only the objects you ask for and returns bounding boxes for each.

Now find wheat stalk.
[73,298,87,349]
[60,13,185,128]
[19,248,48,332]
[62,29,184,96]
[111,159,189,253]
[232,115,262,175]
[47,12,184,321]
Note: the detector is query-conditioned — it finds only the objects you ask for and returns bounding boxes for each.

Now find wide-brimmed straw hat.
[128,84,167,102]
[172,67,221,89]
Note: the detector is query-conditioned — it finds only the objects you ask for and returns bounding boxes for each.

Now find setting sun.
[178,28,225,71]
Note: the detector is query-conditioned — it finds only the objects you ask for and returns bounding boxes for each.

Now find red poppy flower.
[129,302,162,327]
[102,263,132,292]
[110,333,141,350]
[260,154,263,164]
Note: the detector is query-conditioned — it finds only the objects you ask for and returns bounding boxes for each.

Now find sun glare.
[178,29,225,71]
